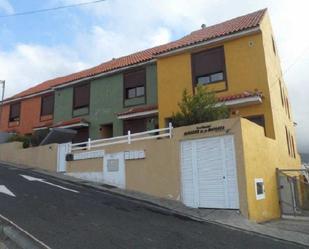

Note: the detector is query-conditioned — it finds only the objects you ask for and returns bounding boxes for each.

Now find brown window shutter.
[123,118,147,135]
[124,69,146,89]
[74,83,90,109]
[9,102,21,121]
[41,94,54,116]
[192,46,226,82]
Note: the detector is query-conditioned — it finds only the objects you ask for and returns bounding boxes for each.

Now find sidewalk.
[2,162,309,247]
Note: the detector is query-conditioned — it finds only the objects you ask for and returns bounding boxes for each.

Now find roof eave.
[154,26,261,59]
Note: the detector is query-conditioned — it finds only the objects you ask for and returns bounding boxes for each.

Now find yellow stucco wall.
[154,11,300,222]
[157,22,274,139]
[259,13,300,162]
[0,142,58,171]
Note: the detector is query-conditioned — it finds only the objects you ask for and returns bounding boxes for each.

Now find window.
[285,126,291,156]
[73,83,90,109]
[279,80,284,107]
[41,94,54,116]
[197,72,224,85]
[272,36,277,55]
[124,69,146,99]
[255,178,265,200]
[126,86,145,99]
[9,102,21,122]
[286,98,291,119]
[291,135,296,158]
[123,118,147,135]
[192,46,226,86]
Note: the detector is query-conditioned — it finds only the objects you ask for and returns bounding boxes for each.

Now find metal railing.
[69,122,173,152]
[277,168,309,217]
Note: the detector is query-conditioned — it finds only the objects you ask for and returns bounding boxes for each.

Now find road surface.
[0,163,307,249]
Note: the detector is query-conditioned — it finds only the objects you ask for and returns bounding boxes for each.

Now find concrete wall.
[0,142,58,171]
[54,63,158,139]
[68,118,250,217]
[67,117,301,222]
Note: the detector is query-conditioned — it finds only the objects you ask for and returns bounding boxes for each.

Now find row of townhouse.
[0,9,298,160]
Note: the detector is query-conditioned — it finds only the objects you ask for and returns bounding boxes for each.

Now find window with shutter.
[124,69,146,99]
[192,46,226,86]
[9,102,21,122]
[73,83,90,109]
[41,94,54,116]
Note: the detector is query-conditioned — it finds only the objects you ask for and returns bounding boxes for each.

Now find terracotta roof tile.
[117,105,158,116]
[33,121,53,129]
[8,9,266,101]
[52,117,89,128]
[218,91,263,102]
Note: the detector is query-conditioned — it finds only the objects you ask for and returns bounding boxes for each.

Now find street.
[0,163,307,249]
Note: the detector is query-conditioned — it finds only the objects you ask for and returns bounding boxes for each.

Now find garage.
[180,135,239,209]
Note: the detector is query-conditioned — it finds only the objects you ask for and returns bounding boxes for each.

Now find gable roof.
[7,9,267,102]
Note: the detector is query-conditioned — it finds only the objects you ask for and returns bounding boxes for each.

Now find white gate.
[57,143,71,172]
[103,152,125,188]
[180,135,239,209]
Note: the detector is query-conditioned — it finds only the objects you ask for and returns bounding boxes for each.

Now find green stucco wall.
[53,63,157,139]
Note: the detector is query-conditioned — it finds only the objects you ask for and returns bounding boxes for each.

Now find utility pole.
[0,80,5,128]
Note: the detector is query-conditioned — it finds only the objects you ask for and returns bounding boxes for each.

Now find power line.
[283,45,309,76]
[0,0,106,18]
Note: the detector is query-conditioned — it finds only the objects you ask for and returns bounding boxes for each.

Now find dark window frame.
[125,85,145,99]
[279,80,284,107]
[40,93,54,117]
[9,102,21,123]
[123,68,147,106]
[272,36,277,55]
[285,126,291,156]
[73,82,91,110]
[191,46,228,92]
[196,71,225,86]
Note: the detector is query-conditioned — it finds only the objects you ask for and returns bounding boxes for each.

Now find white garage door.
[180,135,239,209]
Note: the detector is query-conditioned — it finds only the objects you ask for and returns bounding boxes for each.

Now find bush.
[7,134,31,148]
[171,86,229,127]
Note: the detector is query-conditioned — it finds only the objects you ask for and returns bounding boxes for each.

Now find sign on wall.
[184,124,227,136]
[124,150,146,160]
[73,150,105,160]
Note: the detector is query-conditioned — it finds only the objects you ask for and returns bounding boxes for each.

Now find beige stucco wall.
[0,142,58,171]
[67,158,102,172]
[69,118,249,217]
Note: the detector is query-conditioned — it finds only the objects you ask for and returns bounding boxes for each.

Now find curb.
[0,217,50,249]
[27,168,309,248]
[1,162,309,248]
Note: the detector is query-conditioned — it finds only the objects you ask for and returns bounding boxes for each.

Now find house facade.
[0,9,298,160]
[52,64,158,142]
[0,9,303,222]
[0,93,54,135]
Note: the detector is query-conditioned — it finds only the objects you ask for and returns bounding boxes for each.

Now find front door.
[180,135,239,209]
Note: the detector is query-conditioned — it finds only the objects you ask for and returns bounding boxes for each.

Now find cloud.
[0,0,14,14]
[0,44,88,97]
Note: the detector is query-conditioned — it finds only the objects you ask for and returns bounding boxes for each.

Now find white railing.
[69,122,173,152]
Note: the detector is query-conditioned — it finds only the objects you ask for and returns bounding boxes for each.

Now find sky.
[0,0,308,153]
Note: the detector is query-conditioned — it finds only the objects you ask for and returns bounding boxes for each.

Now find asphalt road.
[0,163,307,249]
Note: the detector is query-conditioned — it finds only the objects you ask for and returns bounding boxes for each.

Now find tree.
[171,86,229,127]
